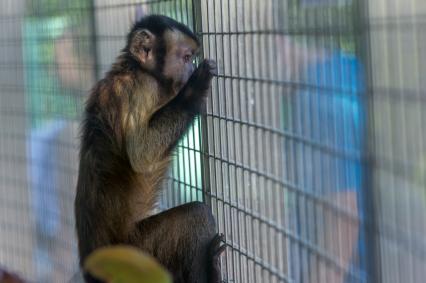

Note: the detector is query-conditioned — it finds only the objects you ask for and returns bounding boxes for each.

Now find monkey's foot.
[208,233,226,283]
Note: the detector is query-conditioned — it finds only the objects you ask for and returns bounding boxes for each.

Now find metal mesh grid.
[367,1,426,282]
[199,1,367,282]
[0,0,425,283]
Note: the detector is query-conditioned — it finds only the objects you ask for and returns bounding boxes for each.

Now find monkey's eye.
[183,54,192,63]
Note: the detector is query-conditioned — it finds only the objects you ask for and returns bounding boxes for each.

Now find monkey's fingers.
[198,59,217,76]
[202,59,218,76]
[181,59,216,103]
[209,233,226,257]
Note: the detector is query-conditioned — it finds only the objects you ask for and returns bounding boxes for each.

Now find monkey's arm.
[127,60,216,171]
[149,59,216,148]
[176,59,216,113]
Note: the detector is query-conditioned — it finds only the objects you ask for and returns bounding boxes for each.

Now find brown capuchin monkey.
[75,15,224,283]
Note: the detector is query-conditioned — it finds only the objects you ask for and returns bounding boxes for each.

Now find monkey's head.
[126,15,200,92]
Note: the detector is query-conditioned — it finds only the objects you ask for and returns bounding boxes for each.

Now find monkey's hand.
[190,59,217,90]
[179,59,216,113]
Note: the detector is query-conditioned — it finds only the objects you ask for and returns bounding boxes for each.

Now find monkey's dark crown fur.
[127,15,200,47]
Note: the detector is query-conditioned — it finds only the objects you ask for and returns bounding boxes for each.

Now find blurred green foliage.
[284,0,358,53]
[26,0,90,16]
[23,0,93,128]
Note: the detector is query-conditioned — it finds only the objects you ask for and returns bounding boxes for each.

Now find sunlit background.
[0,0,425,282]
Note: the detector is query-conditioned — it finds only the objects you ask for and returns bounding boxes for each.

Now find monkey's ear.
[130,29,155,64]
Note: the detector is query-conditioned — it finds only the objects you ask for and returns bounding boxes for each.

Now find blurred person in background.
[24,15,94,281]
[276,2,367,282]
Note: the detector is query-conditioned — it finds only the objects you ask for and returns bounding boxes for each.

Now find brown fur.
[75,15,223,283]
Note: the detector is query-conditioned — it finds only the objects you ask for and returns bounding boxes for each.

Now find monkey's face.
[162,30,199,92]
[128,20,199,92]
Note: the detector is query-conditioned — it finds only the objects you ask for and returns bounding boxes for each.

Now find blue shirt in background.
[290,50,366,282]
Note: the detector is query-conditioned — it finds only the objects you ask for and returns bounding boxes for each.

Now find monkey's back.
[75,79,134,264]
[74,72,169,265]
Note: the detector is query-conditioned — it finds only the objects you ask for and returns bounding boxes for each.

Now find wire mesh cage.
[0,0,425,283]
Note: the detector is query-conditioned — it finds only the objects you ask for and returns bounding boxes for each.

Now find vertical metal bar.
[246,1,257,281]
[192,0,211,207]
[354,0,380,282]
[215,0,238,281]
[234,2,251,282]
[226,0,242,281]
[211,0,231,278]
[312,7,322,283]
[334,4,344,282]
[90,0,100,81]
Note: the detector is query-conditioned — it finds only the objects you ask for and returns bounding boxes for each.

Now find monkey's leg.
[128,202,224,283]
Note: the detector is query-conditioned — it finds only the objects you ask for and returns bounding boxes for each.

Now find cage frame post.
[89,0,100,81]
[355,0,381,282]
[191,0,213,208]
